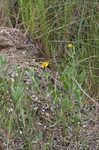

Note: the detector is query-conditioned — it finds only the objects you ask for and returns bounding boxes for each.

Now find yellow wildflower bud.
[67,44,72,47]
[41,62,49,68]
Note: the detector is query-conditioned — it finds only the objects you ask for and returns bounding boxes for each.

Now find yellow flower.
[67,43,72,47]
[41,62,49,68]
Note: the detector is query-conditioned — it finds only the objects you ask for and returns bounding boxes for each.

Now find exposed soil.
[0,27,43,65]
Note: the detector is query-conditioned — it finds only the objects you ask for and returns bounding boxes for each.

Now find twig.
[73,77,99,106]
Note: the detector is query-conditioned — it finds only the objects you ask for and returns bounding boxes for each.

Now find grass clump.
[18,1,99,95]
[0,50,86,149]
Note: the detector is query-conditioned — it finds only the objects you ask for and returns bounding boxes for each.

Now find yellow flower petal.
[41,62,49,68]
[67,44,72,47]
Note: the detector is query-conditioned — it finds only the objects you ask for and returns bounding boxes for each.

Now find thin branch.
[73,78,99,106]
